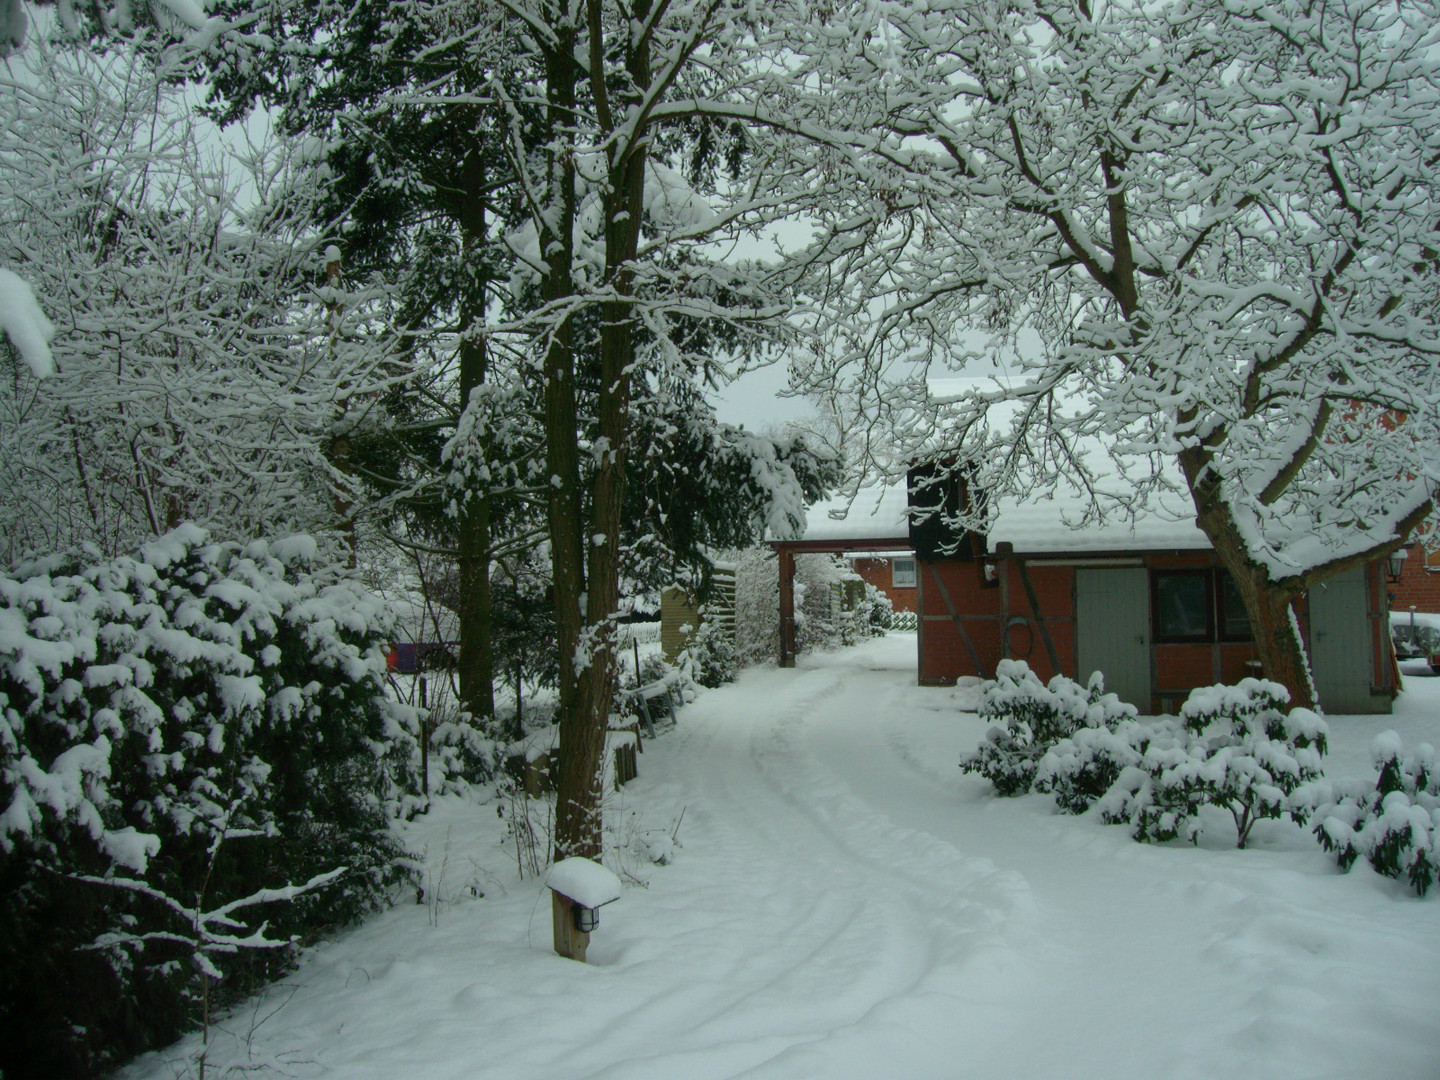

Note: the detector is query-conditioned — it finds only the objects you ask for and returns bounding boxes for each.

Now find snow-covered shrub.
[680,614,737,689]
[426,707,500,795]
[961,660,1137,796]
[840,580,892,645]
[861,584,895,633]
[732,545,780,666]
[1036,717,1180,815]
[1098,679,1327,848]
[0,526,417,1079]
[1312,733,1440,895]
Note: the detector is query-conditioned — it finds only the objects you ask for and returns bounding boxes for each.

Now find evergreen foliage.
[680,615,738,690]
[1312,733,1440,895]
[0,527,416,1080]
[960,661,1137,796]
[1096,680,1327,848]
[1035,718,1178,816]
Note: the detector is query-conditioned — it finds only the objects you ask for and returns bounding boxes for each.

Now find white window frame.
[891,557,917,589]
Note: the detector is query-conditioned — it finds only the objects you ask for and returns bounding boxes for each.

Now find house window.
[1151,569,1252,643]
[1217,573,1253,640]
[891,557,917,589]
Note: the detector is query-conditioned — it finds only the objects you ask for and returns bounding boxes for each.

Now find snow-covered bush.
[840,580,892,645]
[1036,717,1181,815]
[0,526,418,1079]
[732,546,780,666]
[680,614,737,688]
[961,660,1137,796]
[1312,733,1440,895]
[1097,680,1327,848]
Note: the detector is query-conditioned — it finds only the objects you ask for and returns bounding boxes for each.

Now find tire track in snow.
[586,655,1044,1080]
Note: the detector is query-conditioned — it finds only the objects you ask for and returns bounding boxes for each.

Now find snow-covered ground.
[123,635,1440,1080]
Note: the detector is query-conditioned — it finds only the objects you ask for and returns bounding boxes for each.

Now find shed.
[771,480,1396,715]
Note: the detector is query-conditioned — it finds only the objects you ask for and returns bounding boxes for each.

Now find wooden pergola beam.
[770,536,913,667]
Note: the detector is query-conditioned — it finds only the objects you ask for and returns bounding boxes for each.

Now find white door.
[1076,568,1151,709]
[1310,567,1378,714]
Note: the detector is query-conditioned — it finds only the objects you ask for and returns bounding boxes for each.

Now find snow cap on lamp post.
[547,857,622,933]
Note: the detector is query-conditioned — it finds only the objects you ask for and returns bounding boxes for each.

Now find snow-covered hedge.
[0,526,418,1078]
[960,660,1137,796]
[1311,733,1440,895]
[967,671,1331,851]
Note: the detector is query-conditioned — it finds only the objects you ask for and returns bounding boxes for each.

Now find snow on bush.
[732,546,781,666]
[1311,733,1440,895]
[0,526,419,1078]
[1036,716,1183,815]
[961,660,1137,796]
[1097,679,1327,849]
[840,578,892,646]
[680,613,738,689]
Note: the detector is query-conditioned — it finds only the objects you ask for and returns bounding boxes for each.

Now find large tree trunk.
[1225,559,1315,710]
[455,417,495,724]
[546,0,652,867]
[538,26,604,865]
[1180,448,1316,710]
[455,219,495,726]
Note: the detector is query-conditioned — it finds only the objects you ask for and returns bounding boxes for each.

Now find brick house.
[1390,541,1440,615]
[772,477,1397,715]
[847,554,918,613]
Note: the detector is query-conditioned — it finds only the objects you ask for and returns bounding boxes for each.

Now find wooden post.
[551,891,589,962]
[419,676,430,798]
[778,547,797,667]
[997,545,1012,659]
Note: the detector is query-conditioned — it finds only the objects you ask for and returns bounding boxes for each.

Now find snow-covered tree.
[0,39,397,561]
[778,0,1440,709]
[196,1,838,886]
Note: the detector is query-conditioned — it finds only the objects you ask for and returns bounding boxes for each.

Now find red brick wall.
[917,559,1000,684]
[1000,563,1075,683]
[1391,543,1440,614]
[915,551,1325,709]
[851,557,918,613]
[1216,642,1262,685]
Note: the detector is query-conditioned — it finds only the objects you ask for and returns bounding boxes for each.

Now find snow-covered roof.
[990,485,1207,554]
[789,480,1207,554]
[794,486,911,544]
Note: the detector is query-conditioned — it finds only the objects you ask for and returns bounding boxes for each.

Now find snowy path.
[124,635,1440,1080]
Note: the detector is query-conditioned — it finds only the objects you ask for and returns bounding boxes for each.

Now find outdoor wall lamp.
[1387,547,1409,584]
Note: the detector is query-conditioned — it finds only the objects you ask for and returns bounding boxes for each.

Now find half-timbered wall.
[915,551,1392,714]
